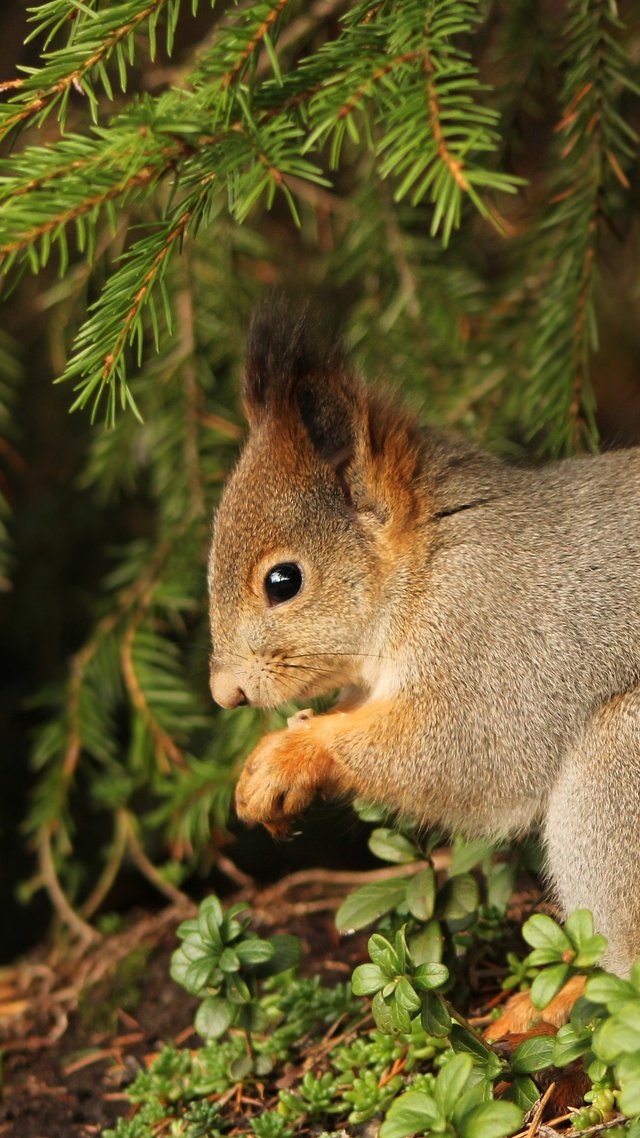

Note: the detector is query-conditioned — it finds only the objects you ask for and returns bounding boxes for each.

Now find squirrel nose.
[210,672,249,709]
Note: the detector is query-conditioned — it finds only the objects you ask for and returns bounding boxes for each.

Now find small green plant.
[107,855,640,1138]
[351,925,449,1035]
[380,1052,523,1138]
[520,910,607,1008]
[170,894,301,1048]
[336,824,518,994]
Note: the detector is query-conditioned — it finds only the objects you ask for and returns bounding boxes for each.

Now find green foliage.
[105,885,640,1138]
[504,909,608,1008]
[337,825,517,997]
[352,926,449,1035]
[170,894,302,1050]
[3,0,640,956]
[380,1054,522,1138]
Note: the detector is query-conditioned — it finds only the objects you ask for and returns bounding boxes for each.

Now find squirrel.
[208,301,640,977]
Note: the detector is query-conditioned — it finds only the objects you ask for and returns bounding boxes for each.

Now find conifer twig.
[0,0,168,141]
[39,829,101,944]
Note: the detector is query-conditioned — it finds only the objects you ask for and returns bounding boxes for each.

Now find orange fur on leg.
[234,720,355,836]
[234,701,393,836]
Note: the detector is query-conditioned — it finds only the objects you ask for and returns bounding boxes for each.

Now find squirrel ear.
[242,299,357,466]
[346,391,424,527]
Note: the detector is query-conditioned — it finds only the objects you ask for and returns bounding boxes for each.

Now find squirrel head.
[208,301,427,710]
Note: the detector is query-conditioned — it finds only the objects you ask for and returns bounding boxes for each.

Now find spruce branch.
[120,810,191,905]
[220,0,292,90]
[0,0,186,139]
[520,0,638,453]
[80,808,129,919]
[121,619,187,774]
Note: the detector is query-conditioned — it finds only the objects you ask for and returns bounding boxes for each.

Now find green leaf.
[406,867,436,921]
[394,926,409,973]
[413,962,449,991]
[530,963,571,1009]
[450,837,494,875]
[252,934,302,978]
[234,938,275,966]
[449,1023,497,1064]
[184,958,218,995]
[421,991,452,1038]
[511,1034,555,1074]
[616,1054,640,1116]
[571,996,604,1031]
[486,861,518,915]
[594,1004,640,1062]
[586,973,634,1008]
[459,1100,523,1138]
[218,947,241,973]
[504,1077,541,1111]
[564,909,594,948]
[352,963,387,995]
[552,1024,592,1066]
[380,1091,442,1138]
[522,915,572,957]
[369,932,400,973]
[369,827,419,864]
[229,1054,253,1081]
[574,935,607,968]
[410,920,444,965]
[435,1053,474,1115]
[169,950,190,987]
[335,878,409,933]
[396,977,422,1012]
[179,939,211,963]
[390,995,413,1035]
[224,973,252,1005]
[198,895,225,945]
[175,918,199,939]
[372,989,395,1034]
[440,873,480,922]
[194,996,235,1040]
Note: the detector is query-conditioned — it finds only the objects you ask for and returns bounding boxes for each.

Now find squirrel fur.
[208,302,640,976]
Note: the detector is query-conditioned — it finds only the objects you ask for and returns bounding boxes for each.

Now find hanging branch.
[520,0,638,454]
[0,0,187,139]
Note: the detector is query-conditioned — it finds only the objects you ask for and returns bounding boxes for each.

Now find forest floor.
[0,865,568,1138]
[0,869,385,1138]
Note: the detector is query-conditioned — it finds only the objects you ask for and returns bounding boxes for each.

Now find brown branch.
[423,48,469,192]
[337,52,420,120]
[80,808,129,919]
[122,811,191,906]
[121,618,186,774]
[38,829,101,944]
[525,1081,556,1138]
[60,534,177,787]
[0,167,159,258]
[100,208,194,389]
[0,0,168,141]
[221,0,293,90]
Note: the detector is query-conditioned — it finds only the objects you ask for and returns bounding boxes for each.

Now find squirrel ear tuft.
[242,298,357,465]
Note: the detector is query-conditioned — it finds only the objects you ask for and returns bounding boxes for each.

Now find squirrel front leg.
[235,700,395,837]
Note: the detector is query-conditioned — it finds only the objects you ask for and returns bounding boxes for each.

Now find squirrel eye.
[264,562,303,605]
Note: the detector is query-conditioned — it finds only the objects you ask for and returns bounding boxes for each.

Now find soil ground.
[0,869,385,1138]
[0,863,554,1138]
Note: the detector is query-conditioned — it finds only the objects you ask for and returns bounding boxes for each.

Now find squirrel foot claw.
[234,725,337,836]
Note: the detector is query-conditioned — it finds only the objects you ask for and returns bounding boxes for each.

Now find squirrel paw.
[234,726,335,838]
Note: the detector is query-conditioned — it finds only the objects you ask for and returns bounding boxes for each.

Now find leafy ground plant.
[102,833,640,1138]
